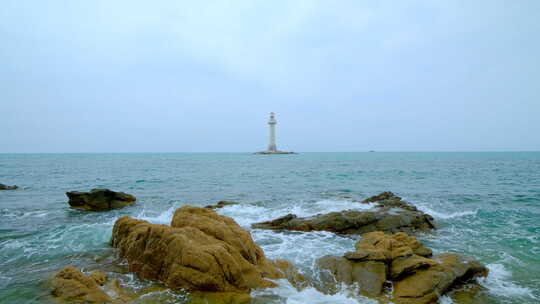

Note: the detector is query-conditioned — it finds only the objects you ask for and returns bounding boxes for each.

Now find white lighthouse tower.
[255,112,296,154]
[267,112,277,152]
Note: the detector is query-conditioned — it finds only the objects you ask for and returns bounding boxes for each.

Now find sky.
[1,0,539,152]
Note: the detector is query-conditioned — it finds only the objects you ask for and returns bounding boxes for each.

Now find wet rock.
[252,203,434,235]
[204,201,238,209]
[66,189,136,211]
[317,255,387,297]
[316,232,488,303]
[272,259,309,290]
[111,206,287,293]
[362,191,423,212]
[362,191,396,203]
[0,183,18,190]
[189,292,252,304]
[252,192,435,235]
[393,253,489,304]
[51,266,113,303]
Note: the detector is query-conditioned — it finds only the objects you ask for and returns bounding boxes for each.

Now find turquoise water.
[0,152,539,303]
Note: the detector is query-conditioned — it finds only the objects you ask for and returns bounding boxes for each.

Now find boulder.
[204,201,238,209]
[316,232,488,303]
[66,189,136,211]
[51,266,120,303]
[393,253,489,304]
[317,255,387,297]
[111,206,287,293]
[362,192,421,212]
[251,192,435,234]
[0,183,18,190]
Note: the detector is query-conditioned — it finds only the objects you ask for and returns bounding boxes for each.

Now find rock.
[51,266,112,303]
[362,191,424,212]
[0,183,18,190]
[111,206,286,293]
[252,198,435,235]
[66,189,136,211]
[317,255,387,297]
[316,232,488,303]
[89,270,107,286]
[251,192,435,235]
[204,201,238,209]
[390,255,437,280]
[272,259,308,290]
[393,253,489,304]
[362,191,396,203]
[189,292,252,304]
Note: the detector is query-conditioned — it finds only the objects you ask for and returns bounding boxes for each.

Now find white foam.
[218,200,376,228]
[136,206,176,224]
[479,263,536,299]
[253,279,377,304]
[0,209,49,219]
[415,205,477,220]
[437,295,454,304]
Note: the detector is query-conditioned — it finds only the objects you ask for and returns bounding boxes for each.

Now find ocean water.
[0,152,539,304]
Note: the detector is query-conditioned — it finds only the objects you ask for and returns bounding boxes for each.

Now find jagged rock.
[111,206,287,293]
[252,192,435,235]
[391,255,437,280]
[88,270,107,286]
[317,255,387,297]
[273,259,308,290]
[362,191,422,212]
[66,189,136,211]
[252,192,435,234]
[393,253,489,304]
[0,183,18,190]
[316,232,488,303]
[51,266,113,303]
[189,292,252,304]
[362,191,396,203]
[204,201,238,209]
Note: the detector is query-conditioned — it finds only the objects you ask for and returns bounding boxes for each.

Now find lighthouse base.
[254,150,297,155]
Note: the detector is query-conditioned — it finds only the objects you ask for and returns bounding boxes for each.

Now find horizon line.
[1,150,540,154]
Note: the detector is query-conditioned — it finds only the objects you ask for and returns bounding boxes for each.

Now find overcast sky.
[1,1,539,152]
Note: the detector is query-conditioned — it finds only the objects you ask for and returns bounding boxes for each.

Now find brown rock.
[189,292,251,304]
[111,206,285,293]
[317,255,387,297]
[252,208,434,235]
[51,266,111,303]
[316,231,488,304]
[272,259,308,290]
[89,270,107,286]
[252,192,435,235]
[66,189,136,211]
[390,255,437,280]
[393,253,489,304]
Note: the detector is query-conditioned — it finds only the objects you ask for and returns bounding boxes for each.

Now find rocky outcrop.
[204,201,238,209]
[362,191,422,212]
[252,192,434,234]
[51,266,129,303]
[111,206,287,293]
[0,183,18,190]
[316,232,488,304]
[66,189,136,211]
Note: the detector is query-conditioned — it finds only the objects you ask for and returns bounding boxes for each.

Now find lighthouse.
[267,112,277,152]
[255,112,296,154]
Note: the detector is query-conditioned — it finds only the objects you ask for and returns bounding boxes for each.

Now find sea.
[0,152,539,304]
